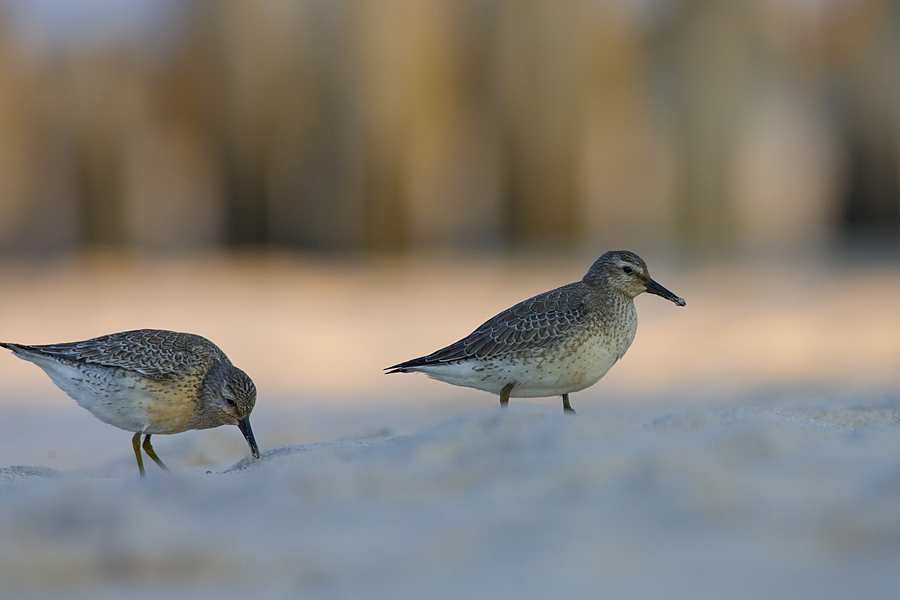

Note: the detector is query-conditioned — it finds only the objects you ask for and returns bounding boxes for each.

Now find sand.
[2,396,900,600]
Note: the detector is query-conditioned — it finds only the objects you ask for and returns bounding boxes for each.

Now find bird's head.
[202,362,260,459]
[584,250,686,306]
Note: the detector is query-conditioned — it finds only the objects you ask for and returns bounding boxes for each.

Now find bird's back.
[387,281,593,372]
[1,329,226,380]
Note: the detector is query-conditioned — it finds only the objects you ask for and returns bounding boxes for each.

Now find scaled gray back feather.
[1,329,228,380]
[387,282,591,369]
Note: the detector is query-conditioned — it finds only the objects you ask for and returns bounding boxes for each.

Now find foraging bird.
[386,251,685,414]
[1,329,260,477]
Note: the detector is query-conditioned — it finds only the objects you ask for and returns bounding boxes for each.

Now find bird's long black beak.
[645,278,686,307]
[237,417,261,459]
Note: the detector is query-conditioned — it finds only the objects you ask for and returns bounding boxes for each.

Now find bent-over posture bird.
[1,329,260,477]
[386,251,685,414]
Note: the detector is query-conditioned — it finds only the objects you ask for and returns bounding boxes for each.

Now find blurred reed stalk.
[0,0,896,255]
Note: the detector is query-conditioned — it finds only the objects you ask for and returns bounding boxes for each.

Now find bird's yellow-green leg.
[500,383,513,408]
[562,393,576,416]
[142,434,171,473]
[132,432,146,479]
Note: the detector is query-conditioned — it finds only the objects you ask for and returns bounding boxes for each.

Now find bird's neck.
[590,284,633,311]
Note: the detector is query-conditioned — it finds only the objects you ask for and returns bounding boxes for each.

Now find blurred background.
[0,0,898,255]
[0,0,899,470]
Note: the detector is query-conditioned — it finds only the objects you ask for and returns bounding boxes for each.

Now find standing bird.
[386,251,685,414]
[1,329,260,478]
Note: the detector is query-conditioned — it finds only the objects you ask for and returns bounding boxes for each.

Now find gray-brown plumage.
[387,251,685,414]
[1,329,260,478]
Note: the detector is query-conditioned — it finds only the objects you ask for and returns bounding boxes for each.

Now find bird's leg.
[142,434,171,473]
[132,432,146,479]
[562,394,576,416]
[500,383,513,408]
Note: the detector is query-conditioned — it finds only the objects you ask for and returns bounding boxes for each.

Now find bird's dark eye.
[622,266,633,275]
[226,398,236,406]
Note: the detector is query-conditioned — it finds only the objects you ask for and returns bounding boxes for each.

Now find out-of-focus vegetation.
[0,0,897,255]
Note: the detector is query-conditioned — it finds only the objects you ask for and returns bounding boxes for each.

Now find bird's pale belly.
[417,330,633,398]
[35,357,198,434]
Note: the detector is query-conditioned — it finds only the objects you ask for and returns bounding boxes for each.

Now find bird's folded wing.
[5,329,225,380]
[416,283,589,364]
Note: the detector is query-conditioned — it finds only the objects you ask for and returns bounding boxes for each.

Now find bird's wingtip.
[385,357,429,374]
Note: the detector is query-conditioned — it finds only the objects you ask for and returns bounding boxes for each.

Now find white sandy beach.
[1,254,899,599]
[3,397,900,600]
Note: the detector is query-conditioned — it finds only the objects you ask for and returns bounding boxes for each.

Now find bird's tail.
[0,343,47,361]
[384,356,431,374]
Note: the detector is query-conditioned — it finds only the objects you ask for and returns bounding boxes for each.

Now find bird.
[1,329,260,478]
[386,251,685,414]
